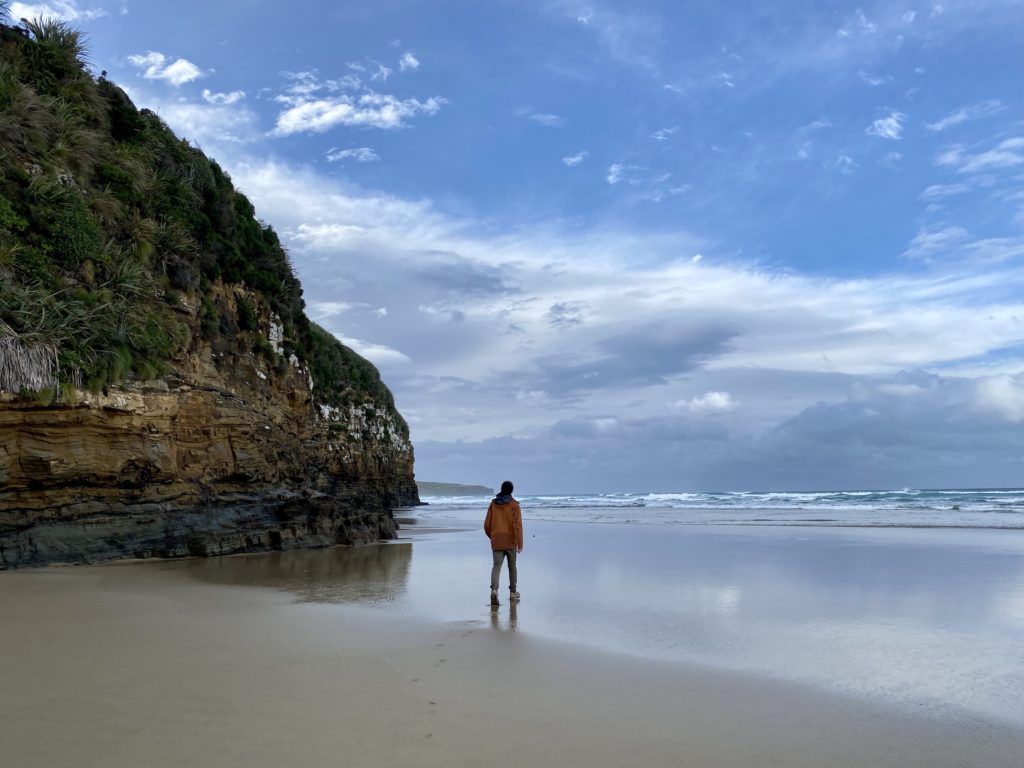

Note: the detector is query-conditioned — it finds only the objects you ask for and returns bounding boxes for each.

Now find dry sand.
[2,555,1023,768]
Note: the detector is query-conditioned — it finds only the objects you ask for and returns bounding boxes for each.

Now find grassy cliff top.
[0,12,405,434]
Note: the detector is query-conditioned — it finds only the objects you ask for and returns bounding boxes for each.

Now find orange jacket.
[484,497,523,551]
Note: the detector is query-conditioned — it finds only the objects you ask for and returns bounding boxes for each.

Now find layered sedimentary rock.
[0,289,418,569]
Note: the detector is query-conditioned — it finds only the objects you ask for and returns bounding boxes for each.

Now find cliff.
[0,17,418,567]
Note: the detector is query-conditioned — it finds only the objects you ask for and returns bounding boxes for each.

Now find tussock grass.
[0,322,57,392]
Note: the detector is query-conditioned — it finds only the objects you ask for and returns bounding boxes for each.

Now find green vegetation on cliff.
[0,10,404,433]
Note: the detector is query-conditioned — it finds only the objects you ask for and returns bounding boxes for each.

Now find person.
[484,480,523,606]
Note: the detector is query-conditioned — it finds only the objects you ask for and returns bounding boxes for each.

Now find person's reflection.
[490,601,518,633]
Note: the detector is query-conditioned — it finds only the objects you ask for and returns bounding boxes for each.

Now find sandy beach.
[3,520,1023,767]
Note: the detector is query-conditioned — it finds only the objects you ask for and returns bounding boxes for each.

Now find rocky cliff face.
[0,286,419,569]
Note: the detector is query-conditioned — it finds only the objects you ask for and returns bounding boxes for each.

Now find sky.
[9,0,1024,492]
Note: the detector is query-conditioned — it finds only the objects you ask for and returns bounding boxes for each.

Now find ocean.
[415,487,1024,528]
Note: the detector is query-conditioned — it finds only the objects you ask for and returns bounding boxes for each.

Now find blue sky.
[12,0,1024,491]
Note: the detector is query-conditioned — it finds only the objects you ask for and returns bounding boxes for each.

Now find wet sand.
[3,522,1024,767]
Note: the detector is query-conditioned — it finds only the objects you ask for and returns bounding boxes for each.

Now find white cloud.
[833,154,858,174]
[675,1,1021,99]
[644,180,689,203]
[562,151,589,167]
[309,301,353,320]
[919,183,971,200]
[272,91,445,136]
[326,147,380,163]
[857,70,891,86]
[950,137,1024,174]
[555,3,660,73]
[161,59,203,86]
[602,164,684,200]
[651,126,679,141]
[902,225,969,260]
[278,71,365,103]
[801,119,832,132]
[974,375,1024,421]
[528,112,563,128]
[590,417,619,432]
[925,100,1004,132]
[673,391,738,413]
[795,119,831,160]
[338,336,411,365]
[349,59,392,83]
[202,89,245,105]
[399,51,420,72]
[280,71,321,97]
[128,88,258,145]
[714,71,735,88]
[837,7,879,38]
[865,111,905,140]
[10,0,105,21]
[127,51,204,86]
[935,145,964,167]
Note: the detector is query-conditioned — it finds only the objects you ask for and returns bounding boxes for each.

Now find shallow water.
[182,519,1024,725]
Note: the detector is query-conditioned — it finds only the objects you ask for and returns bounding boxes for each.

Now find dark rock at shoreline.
[1,493,402,568]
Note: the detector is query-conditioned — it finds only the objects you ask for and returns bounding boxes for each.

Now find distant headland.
[417,482,494,496]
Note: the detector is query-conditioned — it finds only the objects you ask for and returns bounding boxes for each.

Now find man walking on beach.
[484,481,523,606]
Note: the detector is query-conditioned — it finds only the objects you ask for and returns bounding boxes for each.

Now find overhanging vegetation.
[0,8,405,435]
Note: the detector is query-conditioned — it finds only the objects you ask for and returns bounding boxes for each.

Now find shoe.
[490,589,499,606]
[510,590,520,601]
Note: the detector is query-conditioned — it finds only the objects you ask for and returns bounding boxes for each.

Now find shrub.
[37,188,102,269]
[236,294,257,331]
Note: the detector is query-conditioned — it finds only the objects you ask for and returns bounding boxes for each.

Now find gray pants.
[491,549,517,591]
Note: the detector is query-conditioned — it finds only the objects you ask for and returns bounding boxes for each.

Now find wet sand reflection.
[490,602,518,633]
[181,543,413,606]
